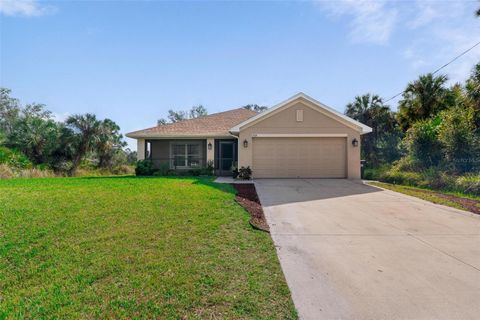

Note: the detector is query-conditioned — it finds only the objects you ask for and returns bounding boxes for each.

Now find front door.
[219,141,235,176]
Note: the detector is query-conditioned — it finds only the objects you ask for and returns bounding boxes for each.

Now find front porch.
[139,138,238,176]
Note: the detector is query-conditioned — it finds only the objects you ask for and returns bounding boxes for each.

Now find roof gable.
[229,93,372,135]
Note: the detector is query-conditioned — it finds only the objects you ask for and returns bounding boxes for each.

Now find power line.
[384,40,480,103]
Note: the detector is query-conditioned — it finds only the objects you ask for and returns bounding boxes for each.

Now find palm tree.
[96,119,126,168]
[397,73,449,130]
[345,94,398,165]
[65,113,102,175]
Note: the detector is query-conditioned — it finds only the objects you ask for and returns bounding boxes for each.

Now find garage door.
[252,137,347,178]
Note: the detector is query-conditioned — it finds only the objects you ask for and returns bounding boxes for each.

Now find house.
[126,93,372,179]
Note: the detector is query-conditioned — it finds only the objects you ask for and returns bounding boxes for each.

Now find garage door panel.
[252,137,346,178]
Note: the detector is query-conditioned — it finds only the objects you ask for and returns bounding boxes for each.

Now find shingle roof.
[126,107,258,138]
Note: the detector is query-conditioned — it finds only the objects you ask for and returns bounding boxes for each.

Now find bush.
[135,160,154,176]
[155,163,171,176]
[203,160,214,176]
[437,106,478,173]
[363,165,389,180]
[238,166,252,180]
[379,168,423,186]
[403,118,443,168]
[188,168,202,176]
[393,156,422,172]
[0,147,32,169]
[454,174,480,195]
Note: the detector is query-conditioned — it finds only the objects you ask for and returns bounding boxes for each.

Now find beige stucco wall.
[238,100,361,179]
[137,139,145,160]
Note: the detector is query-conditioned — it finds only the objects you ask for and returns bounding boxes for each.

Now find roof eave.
[126,133,234,139]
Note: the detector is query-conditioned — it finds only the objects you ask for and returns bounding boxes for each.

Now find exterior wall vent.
[296,109,304,122]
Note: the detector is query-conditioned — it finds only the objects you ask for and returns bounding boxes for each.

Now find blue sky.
[1,0,479,149]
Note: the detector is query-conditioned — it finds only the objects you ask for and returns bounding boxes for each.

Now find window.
[171,142,202,168]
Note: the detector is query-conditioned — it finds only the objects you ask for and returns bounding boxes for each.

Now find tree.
[96,119,126,168]
[397,73,449,130]
[403,117,443,168]
[167,109,188,123]
[7,104,60,164]
[437,106,478,173]
[65,114,103,175]
[0,88,21,137]
[159,105,209,124]
[243,104,268,112]
[466,63,480,127]
[345,94,400,166]
[189,105,208,118]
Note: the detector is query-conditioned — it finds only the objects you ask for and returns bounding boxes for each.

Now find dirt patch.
[418,189,480,215]
[232,184,269,232]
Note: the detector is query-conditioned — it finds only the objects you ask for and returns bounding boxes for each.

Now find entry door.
[219,141,235,176]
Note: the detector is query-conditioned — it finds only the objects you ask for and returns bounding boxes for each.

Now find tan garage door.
[252,137,347,178]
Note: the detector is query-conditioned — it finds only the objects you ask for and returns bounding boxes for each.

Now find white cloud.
[316,0,398,45]
[407,1,439,29]
[0,0,55,17]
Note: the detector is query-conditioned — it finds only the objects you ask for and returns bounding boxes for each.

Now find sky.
[1,0,479,149]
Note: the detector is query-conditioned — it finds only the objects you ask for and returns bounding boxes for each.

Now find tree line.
[0,88,136,175]
[157,104,268,125]
[345,62,480,175]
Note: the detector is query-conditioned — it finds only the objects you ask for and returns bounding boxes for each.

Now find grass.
[369,181,480,212]
[0,176,296,319]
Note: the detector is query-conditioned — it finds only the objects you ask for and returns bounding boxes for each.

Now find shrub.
[155,163,171,176]
[0,147,32,169]
[363,165,390,180]
[437,106,478,173]
[231,161,239,179]
[379,167,423,186]
[238,166,252,180]
[187,168,202,176]
[203,160,214,176]
[393,156,422,172]
[135,160,154,176]
[403,118,443,168]
[454,174,480,196]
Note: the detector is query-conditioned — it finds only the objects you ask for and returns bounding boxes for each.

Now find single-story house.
[126,92,372,179]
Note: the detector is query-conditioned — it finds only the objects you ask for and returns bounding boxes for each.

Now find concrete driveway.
[255,179,480,320]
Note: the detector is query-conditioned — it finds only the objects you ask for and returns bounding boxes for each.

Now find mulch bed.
[417,189,480,215]
[232,184,269,232]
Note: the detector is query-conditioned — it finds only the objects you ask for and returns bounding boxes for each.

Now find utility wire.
[384,40,480,103]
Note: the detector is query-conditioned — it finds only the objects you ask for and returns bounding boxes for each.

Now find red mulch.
[232,184,269,232]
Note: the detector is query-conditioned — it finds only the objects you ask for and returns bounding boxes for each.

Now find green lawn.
[0,177,296,319]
